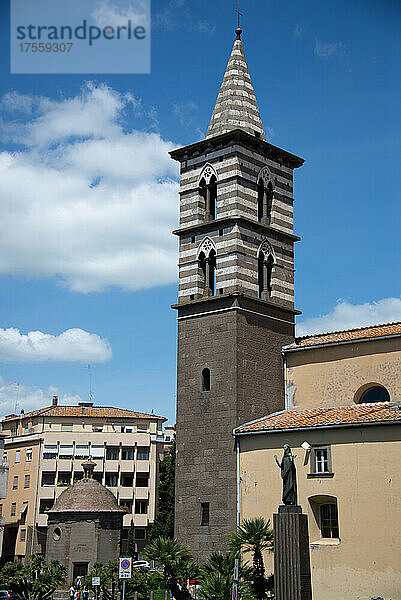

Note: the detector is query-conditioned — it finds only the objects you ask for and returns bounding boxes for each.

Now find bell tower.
[171,27,304,562]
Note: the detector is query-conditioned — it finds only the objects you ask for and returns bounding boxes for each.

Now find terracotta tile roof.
[3,405,166,422]
[234,402,401,434]
[287,321,401,350]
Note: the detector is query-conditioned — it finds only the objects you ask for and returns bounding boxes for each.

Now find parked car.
[132,560,150,569]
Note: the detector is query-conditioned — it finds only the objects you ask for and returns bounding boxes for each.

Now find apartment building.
[0,398,166,562]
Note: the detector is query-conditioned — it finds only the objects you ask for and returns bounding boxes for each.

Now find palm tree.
[198,552,253,600]
[228,517,274,600]
[143,536,198,600]
[0,554,66,600]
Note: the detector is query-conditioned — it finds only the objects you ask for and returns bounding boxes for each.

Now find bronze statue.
[274,444,297,505]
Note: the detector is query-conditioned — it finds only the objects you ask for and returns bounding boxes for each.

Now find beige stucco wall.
[285,337,401,409]
[238,424,401,600]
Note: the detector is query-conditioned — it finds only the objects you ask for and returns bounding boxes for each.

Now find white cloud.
[314,39,346,58]
[92,0,148,29]
[0,328,112,363]
[296,297,401,337]
[0,83,179,293]
[154,0,215,35]
[0,376,82,419]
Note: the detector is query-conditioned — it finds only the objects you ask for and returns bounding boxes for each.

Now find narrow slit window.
[202,368,211,391]
[201,502,210,526]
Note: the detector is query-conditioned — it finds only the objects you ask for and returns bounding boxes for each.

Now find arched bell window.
[197,238,217,297]
[199,164,218,222]
[258,241,274,300]
[257,167,274,224]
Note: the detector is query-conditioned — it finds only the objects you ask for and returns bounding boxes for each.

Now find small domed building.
[46,460,125,584]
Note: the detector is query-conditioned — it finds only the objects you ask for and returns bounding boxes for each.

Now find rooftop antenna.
[235,0,243,38]
[14,382,20,414]
[87,365,94,401]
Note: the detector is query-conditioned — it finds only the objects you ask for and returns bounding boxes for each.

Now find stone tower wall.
[175,295,294,562]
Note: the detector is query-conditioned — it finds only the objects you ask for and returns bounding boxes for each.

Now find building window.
[26,449,32,462]
[59,445,73,459]
[11,427,17,437]
[43,445,57,459]
[122,447,134,460]
[13,476,18,490]
[257,168,274,224]
[258,251,274,299]
[15,450,20,463]
[24,423,29,434]
[11,503,16,516]
[201,502,210,526]
[199,249,216,297]
[61,424,73,432]
[106,447,119,460]
[0,504,2,516]
[121,474,134,487]
[24,475,30,488]
[57,472,71,487]
[75,445,89,459]
[53,527,62,542]
[134,528,146,540]
[105,473,118,487]
[320,503,339,539]
[309,495,340,541]
[135,500,148,514]
[354,384,390,404]
[137,447,149,461]
[20,529,26,542]
[41,472,56,487]
[73,472,84,483]
[39,500,54,514]
[309,446,333,476]
[202,368,211,392]
[165,436,171,442]
[120,500,133,512]
[136,474,149,487]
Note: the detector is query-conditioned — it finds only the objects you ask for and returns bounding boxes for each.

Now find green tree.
[228,517,274,600]
[150,440,175,540]
[143,536,197,600]
[83,560,119,600]
[127,523,135,559]
[0,554,66,600]
[198,552,253,600]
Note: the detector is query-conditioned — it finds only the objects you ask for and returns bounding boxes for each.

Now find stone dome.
[49,461,126,513]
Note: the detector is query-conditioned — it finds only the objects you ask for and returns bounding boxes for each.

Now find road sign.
[233,559,239,581]
[119,557,132,579]
[232,582,238,600]
[92,577,100,586]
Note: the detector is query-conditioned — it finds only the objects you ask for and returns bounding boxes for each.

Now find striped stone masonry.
[206,35,265,140]
[172,133,300,310]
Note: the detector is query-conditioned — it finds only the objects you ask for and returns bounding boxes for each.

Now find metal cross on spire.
[235,0,243,38]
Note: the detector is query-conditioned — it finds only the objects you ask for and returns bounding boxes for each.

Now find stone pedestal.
[273,505,312,600]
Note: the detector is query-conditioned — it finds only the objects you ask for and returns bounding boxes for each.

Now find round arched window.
[359,386,390,403]
[53,527,62,541]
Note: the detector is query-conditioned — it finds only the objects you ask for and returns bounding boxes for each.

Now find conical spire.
[206,29,265,140]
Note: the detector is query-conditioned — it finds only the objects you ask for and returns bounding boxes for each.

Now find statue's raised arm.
[275,444,298,506]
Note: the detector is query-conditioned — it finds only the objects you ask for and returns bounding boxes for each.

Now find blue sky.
[0,0,400,423]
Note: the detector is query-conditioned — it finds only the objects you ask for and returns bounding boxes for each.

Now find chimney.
[52,396,58,407]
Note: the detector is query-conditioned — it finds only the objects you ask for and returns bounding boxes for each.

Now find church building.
[171,26,303,561]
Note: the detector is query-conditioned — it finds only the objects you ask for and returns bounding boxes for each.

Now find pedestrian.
[74,590,80,600]
[83,589,89,600]
[69,586,75,600]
